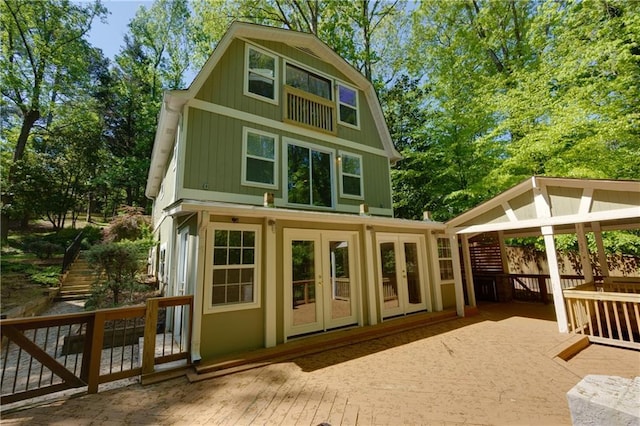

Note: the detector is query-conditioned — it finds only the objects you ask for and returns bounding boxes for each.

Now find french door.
[284,229,359,338]
[376,234,430,318]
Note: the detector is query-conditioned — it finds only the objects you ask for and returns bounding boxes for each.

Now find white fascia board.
[451,206,640,235]
[165,199,446,231]
[446,177,535,228]
[535,176,640,192]
[447,176,640,231]
[145,92,188,199]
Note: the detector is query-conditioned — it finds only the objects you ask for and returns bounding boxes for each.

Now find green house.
[146,22,463,362]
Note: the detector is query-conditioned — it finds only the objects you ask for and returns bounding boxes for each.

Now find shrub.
[85,240,149,306]
[30,266,61,286]
[26,240,63,259]
[81,225,103,248]
[102,206,151,243]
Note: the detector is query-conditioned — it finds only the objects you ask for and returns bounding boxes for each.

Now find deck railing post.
[539,276,549,304]
[87,311,105,394]
[79,316,96,383]
[142,298,159,375]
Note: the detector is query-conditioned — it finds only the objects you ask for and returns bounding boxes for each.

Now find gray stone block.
[567,375,640,426]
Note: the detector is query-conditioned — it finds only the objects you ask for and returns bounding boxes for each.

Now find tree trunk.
[13,109,40,164]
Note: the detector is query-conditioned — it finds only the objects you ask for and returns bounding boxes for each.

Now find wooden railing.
[1,295,192,405]
[382,277,398,302]
[564,283,640,350]
[333,278,351,301]
[62,230,84,274]
[293,279,316,305]
[284,85,336,134]
[473,273,605,303]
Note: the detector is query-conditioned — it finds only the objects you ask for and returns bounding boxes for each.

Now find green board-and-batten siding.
[194,38,387,152]
[182,107,393,211]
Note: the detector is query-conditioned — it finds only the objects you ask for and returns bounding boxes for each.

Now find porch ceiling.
[446,176,640,237]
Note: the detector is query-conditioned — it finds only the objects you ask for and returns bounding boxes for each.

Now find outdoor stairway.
[56,253,94,301]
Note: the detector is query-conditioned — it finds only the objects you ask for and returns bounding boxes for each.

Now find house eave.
[145,92,189,199]
[165,199,446,231]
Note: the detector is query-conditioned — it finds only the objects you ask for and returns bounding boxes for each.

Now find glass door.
[285,230,359,338]
[323,234,358,330]
[377,234,429,319]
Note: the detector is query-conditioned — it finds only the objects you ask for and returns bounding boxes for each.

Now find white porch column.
[542,226,569,333]
[575,223,594,284]
[592,222,610,279]
[264,218,277,347]
[497,231,510,274]
[190,211,208,362]
[450,234,466,317]
[461,234,476,307]
[362,224,378,325]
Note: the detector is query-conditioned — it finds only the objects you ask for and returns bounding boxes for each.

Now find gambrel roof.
[146,22,401,199]
[446,176,640,237]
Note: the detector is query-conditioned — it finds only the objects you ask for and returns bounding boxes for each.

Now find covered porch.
[446,176,640,349]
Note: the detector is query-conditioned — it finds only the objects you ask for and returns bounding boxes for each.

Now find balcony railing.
[284,85,336,135]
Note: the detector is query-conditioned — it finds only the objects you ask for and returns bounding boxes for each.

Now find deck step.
[189,310,459,382]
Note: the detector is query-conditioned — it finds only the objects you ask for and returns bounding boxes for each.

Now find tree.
[1,0,106,239]
[0,0,106,168]
[484,0,640,185]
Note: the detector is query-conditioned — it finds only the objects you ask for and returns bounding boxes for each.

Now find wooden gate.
[1,296,192,405]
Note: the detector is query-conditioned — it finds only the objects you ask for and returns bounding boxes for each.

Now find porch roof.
[164,199,447,232]
[446,176,640,237]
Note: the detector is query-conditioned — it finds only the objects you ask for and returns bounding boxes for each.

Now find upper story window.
[339,151,363,199]
[245,45,278,103]
[337,83,359,128]
[437,237,454,281]
[242,127,278,189]
[284,138,334,208]
[286,64,331,100]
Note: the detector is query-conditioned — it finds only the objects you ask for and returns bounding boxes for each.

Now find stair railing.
[62,230,84,274]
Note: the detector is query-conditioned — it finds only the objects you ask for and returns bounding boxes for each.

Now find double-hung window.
[337,83,359,127]
[285,139,333,208]
[437,238,454,281]
[339,151,363,199]
[205,223,261,313]
[242,128,278,189]
[245,45,278,103]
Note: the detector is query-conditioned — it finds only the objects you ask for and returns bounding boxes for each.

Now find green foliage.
[29,266,61,286]
[0,260,60,287]
[24,241,63,259]
[85,239,149,306]
[102,206,152,244]
[506,231,640,257]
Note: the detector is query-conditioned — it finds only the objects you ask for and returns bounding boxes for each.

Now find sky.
[87,0,152,60]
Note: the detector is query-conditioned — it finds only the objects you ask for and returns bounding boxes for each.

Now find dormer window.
[286,64,331,100]
[245,45,278,103]
[337,83,359,128]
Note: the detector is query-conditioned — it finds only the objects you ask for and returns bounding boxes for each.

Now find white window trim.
[437,237,455,283]
[244,44,279,105]
[241,127,279,190]
[283,59,334,100]
[204,223,262,314]
[282,137,336,210]
[338,150,364,200]
[336,81,360,129]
